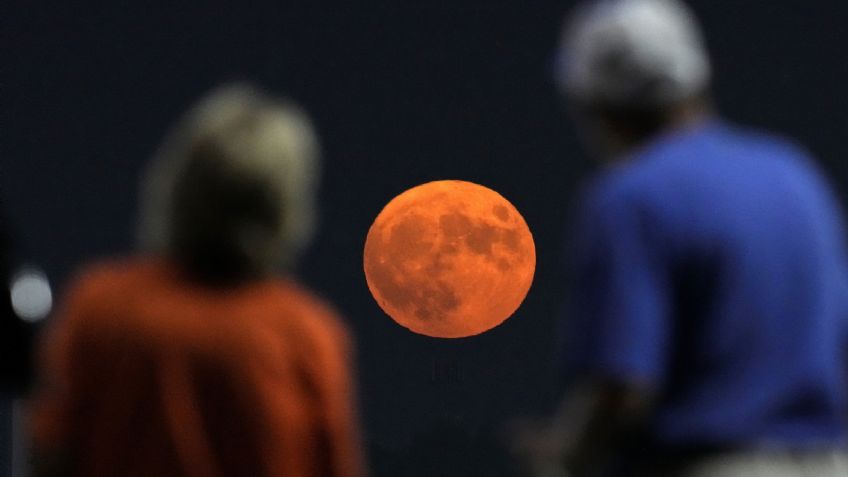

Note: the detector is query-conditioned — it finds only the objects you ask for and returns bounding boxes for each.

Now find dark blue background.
[2,1,846,475]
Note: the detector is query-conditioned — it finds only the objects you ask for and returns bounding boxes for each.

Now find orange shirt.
[30,258,365,477]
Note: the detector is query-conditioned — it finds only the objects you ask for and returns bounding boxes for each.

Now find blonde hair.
[139,84,320,278]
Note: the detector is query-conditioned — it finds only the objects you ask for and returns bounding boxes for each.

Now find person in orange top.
[29,84,366,477]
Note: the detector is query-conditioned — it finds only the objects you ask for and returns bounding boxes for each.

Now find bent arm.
[555,380,655,476]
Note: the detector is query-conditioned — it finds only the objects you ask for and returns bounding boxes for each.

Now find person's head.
[139,84,320,284]
[557,0,713,160]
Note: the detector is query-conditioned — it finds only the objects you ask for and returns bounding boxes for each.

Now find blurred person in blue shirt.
[513,1,848,476]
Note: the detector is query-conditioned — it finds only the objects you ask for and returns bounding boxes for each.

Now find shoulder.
[274,279,353,352]
[732,123,811,157]
[577,145,701,243]
[731,125,838,196]
[42,258,163,356]
[55,258,178,336]
[63,257,155,301]
[702,121,822,175]
[581,165,651,222]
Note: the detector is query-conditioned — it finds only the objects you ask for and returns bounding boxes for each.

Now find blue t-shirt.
[566,119,848,450]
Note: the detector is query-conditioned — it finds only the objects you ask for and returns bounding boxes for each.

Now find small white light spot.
[10,268,52,323]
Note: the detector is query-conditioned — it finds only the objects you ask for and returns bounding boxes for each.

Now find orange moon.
[364,180,535,338]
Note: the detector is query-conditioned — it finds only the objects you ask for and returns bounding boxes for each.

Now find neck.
[608,101,714,160]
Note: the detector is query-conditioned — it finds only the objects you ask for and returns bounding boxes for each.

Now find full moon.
[364,180,535,338]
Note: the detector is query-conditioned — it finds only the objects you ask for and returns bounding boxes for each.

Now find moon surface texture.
[364,180,535,338]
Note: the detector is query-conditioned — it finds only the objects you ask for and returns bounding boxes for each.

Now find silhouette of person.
[29,84,366,477]
[514,1,848,476]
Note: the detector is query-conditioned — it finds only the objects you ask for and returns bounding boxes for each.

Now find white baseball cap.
[557,0,711,108]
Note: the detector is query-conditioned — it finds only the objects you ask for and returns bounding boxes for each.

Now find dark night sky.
[2,1,847,475]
